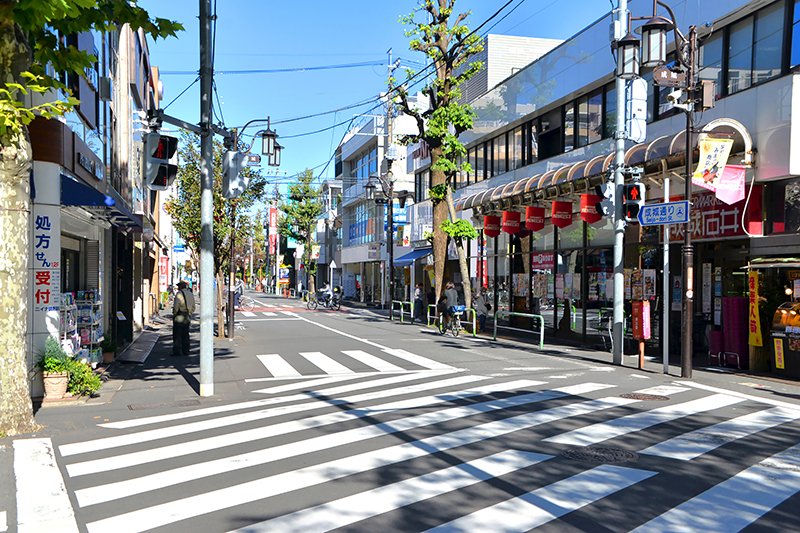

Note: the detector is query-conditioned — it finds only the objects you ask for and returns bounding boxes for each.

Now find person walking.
[233,276,245,309]
[172,281,196,356]
[413,283,424,323]
[473,287,490,333]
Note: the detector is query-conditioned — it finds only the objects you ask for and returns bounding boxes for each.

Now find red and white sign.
[483,215,501,238]
[668,187,763,242]
[501,210,521,234]
[551,201,573,229]
[269,206,278,254]
[159,256,169,292]
[580,194,602,224]
[525,206,545,231]
[531,251,555,270]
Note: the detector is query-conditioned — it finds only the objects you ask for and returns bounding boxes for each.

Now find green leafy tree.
[164,133,266,335]
[279,169,323,293]
[0,0,181,436]
[396,0,482,308]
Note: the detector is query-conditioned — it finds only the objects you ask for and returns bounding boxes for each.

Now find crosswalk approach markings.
[11,371,800,532]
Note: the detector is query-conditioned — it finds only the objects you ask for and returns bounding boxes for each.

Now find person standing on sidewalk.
[172,281,196,356]
[413,283,424,323]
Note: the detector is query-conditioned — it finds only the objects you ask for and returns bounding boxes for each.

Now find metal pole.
[227,202,236,339]
[681,26,697,379]
[612,0,629,366]
[662,163,670,374]
[248,235,253,287]
[198,0,214,396]
[388,180,394,320]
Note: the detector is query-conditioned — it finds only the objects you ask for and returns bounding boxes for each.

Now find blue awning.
[395,247,432,267]
[61,175,142,229]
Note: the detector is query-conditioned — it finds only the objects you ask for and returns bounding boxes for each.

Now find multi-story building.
[314,179,343,289]
[408,0,800,377]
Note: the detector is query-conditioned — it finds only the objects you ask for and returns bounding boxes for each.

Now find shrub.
[37,337,70,374]
[65,358,102,396]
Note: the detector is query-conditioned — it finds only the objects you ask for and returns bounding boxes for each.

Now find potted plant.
[37,337,70,400]
[101,336,116,364]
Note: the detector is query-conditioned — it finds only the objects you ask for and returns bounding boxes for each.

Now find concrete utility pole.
[612,0,629,366]
[199,0,214,396]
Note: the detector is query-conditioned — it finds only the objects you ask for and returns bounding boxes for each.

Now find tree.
[395,0,482,309]
[164,133,266,336]
[0,1,181,436]
[279,169,323,294]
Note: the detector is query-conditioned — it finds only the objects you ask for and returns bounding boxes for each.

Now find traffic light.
[143,132,178,190]
[594,181,615,217]
[222,150,248,199]
[622,182,646,222]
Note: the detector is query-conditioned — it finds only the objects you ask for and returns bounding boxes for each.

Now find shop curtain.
[483,215,501,237]
[551,201,573,229]
[501,210,521,234]
[525,206,545,231]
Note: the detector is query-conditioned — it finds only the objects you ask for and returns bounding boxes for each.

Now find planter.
[43,372,69,399]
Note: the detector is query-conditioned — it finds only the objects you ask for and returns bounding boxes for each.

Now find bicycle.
[439,305,465,337]
[307,292,341,311]
[237,294,256,312]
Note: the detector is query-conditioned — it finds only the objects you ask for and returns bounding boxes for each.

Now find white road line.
[246,368,447,384]
[678,380,800,411]
[633,443,800,532]
[383,348,453,371]
[241,311,256,317]
[239,450,553,532]
[82,383,619,531]
[636,385,690,396]
[279,310,297,316]
[13,439,79,533]
[640,406,800,460]
[96,371,454,432]
[67,374,489,477]
[428,465,657,532]
[0,511,6,533]
[299,351,354,375]
[247,373,374,390]
[236,318,301,322]
[544,393,744,447]
[261,311,277,317]
[73,382,612,506]
[256,354,301,378]
[342,349,405,372]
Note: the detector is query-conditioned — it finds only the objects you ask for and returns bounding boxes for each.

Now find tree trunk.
[430,147,447,303]
[445,185,472,309]
[0,131,38,435]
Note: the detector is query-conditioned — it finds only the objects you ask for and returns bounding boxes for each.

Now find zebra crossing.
[10,372,800,532]
[250,347,456,381]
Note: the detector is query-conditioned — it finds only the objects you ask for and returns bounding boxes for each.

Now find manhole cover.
[562,446,639,464]
[619,393,670,401]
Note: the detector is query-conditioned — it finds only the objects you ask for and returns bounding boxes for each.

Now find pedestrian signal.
[143,132,178,190]
[623,182,646,223]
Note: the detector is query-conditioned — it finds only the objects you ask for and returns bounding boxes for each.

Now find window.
[699,33,724,100]
[538,108,562,160]
[415,169,431,202]
[485,140,494,179]
[494,132,507,174]
[563,102,575,152]
[792,0,800,66]
[586,90,603,145]
[603,84,616,139]
[753,1,784,84]
[728,17,754,93]
[475,143,485,183]
[510,126,523,170]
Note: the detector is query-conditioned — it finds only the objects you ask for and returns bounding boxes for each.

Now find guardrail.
[427,304,438,327]
[462,307,477,337]
[391,300,413,323]
[492,310,545,350]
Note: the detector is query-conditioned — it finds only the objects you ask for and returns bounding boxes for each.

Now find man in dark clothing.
[172,281,195,356]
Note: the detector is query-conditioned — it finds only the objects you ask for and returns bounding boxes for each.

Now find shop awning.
[395,247,432,267]
[61,175,142,229]
[745,258,800,269]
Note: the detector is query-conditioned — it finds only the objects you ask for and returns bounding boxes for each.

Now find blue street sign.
[637,200,690,226]
[173,244,185,253]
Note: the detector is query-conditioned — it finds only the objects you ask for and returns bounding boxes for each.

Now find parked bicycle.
[237,294,256,312]
[439,305,466,336]
[307,290,341,311]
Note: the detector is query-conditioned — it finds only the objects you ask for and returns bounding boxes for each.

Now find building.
[314,179,343,289]
[407,0,800,377]
[26,25,163,396]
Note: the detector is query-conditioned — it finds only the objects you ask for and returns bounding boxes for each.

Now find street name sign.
[637,200,690,226]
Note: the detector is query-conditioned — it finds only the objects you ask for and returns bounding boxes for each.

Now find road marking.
[678,380,800,411]
[13,439,79,533]
[0,511,6,533]
[261,311,277,317]
[640,406,800,460]
[633,443,800,532]
[256,354,301,378]
[429,465,657,532]
[245,368,447,384]
[72,383,611,505]
[279,310,297,316]
[544,394,743,447]
[299,351,353,375]
[241,311,256,317]
[342,349,405,372]
[238,450,553,532]
[383,348,453,370]
[67,373,489,477]
[82,383,619,531]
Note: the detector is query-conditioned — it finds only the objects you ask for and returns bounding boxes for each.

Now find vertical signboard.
[159,256,169,292]
[748,271,763,347]
[268,206,278,254]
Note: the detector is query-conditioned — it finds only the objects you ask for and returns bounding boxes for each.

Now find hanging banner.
[501,210,521,234]
[483,215,501,237]
[525,206,545,231]
[551,201,573,229]
[693,162,746,206]
[748,270,763,347]
[693,138,733,184]
[774,337,785,369]
[159,256,169,293]
[579,194,602,224]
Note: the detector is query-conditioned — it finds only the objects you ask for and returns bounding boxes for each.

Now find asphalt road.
[4,291,800,532]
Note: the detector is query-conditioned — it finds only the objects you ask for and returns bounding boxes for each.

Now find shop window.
[510,126,523,170]
[603,84,617,139]
[494,132,507,175]
[564,102,575,152]
[476,143,485,182]
[768,179,800,233]
[538,109,562,160]
[588,217,614,247]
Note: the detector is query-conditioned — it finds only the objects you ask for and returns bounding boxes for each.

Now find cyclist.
[319,281,333,306]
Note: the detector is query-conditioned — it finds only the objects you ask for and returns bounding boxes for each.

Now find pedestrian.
[413,283,424,323]
[172,281,195,356]
[473,287,490,333]
[233,276,244,308]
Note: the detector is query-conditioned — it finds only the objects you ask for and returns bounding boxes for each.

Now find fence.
[492,310,545,350]
[391,300,413,323]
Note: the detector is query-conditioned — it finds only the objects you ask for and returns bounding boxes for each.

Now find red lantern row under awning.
[481,194,603,235]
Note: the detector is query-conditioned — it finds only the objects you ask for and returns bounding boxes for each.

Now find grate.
[619,393,670,401]
[562,446,639,464]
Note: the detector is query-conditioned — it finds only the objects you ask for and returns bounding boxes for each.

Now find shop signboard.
[159,256,169,293]
[748,271,763,347]
[668,189,762,241]
[774,337,785,370]
[531,251,554,270]
[32,206,61,316]
[631,300,651,340]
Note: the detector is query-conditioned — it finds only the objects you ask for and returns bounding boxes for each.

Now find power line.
[161,60,386,76]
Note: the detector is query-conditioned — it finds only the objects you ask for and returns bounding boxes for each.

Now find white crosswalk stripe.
[261,311,277,316]
[12,373,800,532]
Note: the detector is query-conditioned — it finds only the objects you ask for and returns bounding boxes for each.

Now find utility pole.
[612,0,629,366]
[199,0,214,396]
[386,48,399,318]
[681,26,697,379]
[228,201,236,339]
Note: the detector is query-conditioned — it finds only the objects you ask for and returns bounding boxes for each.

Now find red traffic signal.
[622,182,646,222]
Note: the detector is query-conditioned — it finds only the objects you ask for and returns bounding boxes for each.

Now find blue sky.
[139,0,612,188]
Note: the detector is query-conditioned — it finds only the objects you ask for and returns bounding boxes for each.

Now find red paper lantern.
[551,201,573,229]
[580,194,603,224]
[483,215,501,237]
[525,206,545,231]
[501,210,521,234]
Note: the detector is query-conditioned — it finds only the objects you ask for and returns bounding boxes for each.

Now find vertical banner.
[579,194,602,224]
[159,256,169,292]
[632,300,651,340]
[268,207,278,254]
[774,337,785,370]
[748,271,763,347]
[501,210,521,234]
[551,201,573,228]
[483,215,501,237]
[702,263,712,314]
[525,206,545,231]
[32,205,61,315]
